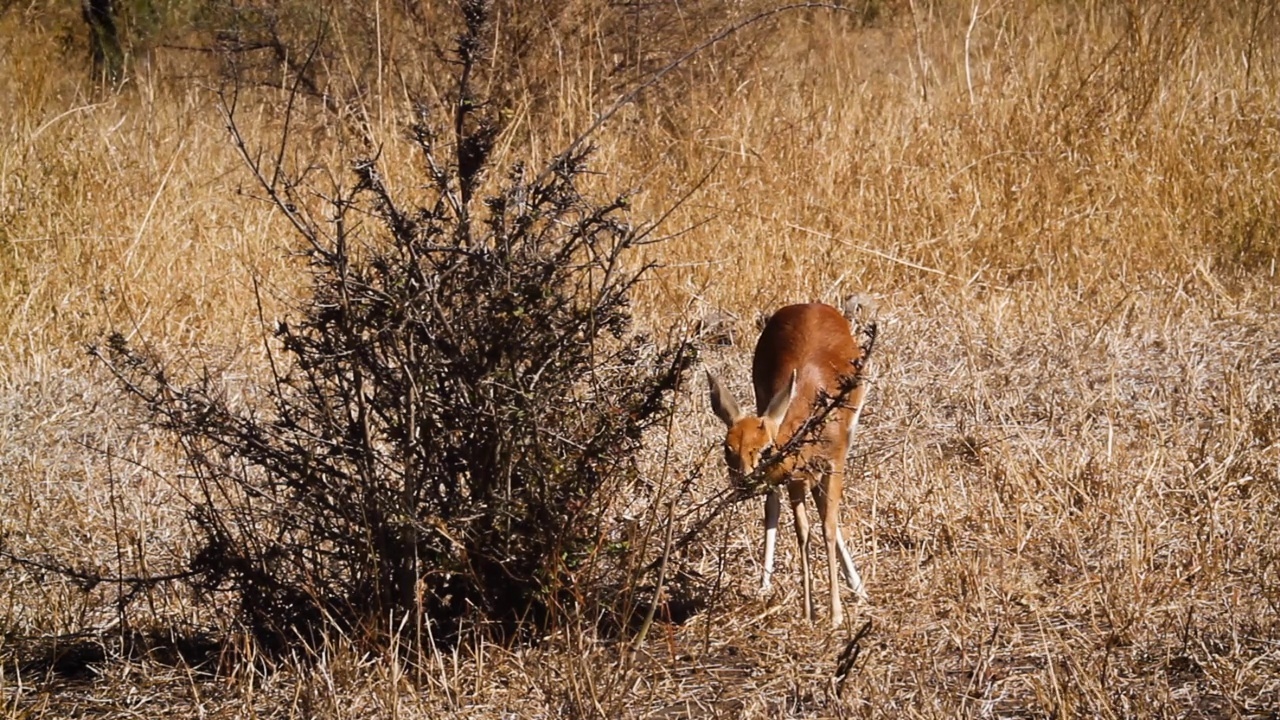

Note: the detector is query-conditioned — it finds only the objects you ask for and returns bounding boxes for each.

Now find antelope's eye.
[760,443,776,460]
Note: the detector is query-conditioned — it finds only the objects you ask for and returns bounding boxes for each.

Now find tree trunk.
[82,0,123,84]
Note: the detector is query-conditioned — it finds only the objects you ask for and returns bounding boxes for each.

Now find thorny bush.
[96,2,694,649]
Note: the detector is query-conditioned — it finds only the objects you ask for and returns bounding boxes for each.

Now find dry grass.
[3,1,1279,717]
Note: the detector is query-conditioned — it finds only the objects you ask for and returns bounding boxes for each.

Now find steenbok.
[707,302,874,627]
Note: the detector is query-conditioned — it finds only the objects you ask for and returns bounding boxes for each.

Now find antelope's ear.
[707,371,744,428]
[762,369,797,427]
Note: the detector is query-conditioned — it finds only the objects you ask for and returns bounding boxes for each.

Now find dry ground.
[2,1,1279,717]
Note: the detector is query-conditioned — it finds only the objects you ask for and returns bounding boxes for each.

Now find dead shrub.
[95,0,693,650]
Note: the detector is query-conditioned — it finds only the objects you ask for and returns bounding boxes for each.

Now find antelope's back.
[750,304,862,428]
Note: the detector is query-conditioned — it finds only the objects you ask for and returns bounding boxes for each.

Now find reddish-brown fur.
[708,303,870,627]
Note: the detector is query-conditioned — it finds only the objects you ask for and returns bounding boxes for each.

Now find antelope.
[707,302,873,627]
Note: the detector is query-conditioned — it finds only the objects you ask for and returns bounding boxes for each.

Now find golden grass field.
[2,1,1279,717]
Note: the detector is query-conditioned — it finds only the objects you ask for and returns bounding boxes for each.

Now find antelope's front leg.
[788,481,813,623]
[762,488,781,591]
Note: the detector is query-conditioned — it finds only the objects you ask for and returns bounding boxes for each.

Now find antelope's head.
[706,370,797,486]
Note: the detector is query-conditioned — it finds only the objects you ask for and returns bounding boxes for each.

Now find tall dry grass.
[3,1,1279,717]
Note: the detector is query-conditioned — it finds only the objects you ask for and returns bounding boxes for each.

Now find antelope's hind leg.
[835,527,868,601]
[811,474,846,628]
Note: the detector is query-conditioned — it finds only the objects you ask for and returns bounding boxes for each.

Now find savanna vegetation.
[2,0,1278,717]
